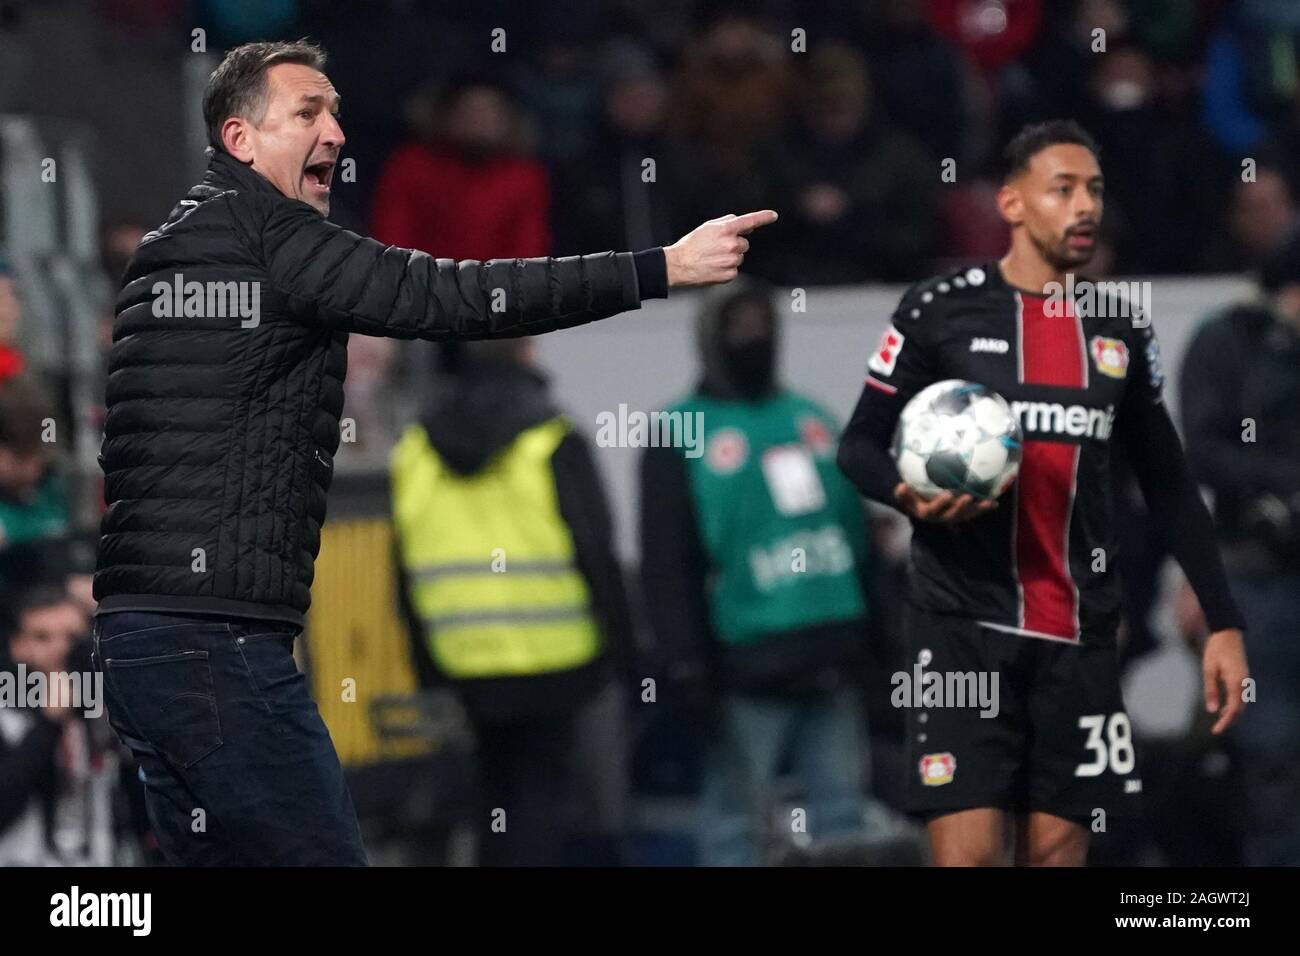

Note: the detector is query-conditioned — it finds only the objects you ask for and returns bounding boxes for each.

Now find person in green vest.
[640,279,880,866]
[390,338,635,866]
[0,374,69,562]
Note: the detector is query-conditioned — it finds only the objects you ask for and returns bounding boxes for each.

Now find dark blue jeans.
[1229,571,1300,866]
[92,611,367,865]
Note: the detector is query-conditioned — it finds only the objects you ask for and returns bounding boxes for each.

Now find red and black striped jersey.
[838,262,1242,645]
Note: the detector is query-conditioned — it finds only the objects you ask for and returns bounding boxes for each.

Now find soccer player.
[836,120,1250,866]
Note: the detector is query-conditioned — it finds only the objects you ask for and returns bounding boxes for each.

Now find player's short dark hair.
[203,39,328,152]
[1001,120,1099,182]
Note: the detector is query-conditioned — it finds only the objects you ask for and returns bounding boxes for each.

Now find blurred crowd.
[82,0,1300,450]
[0,0,1298,865]
[71,0,1300,282]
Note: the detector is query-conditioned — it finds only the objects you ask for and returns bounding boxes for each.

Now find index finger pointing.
[727,209,779,234]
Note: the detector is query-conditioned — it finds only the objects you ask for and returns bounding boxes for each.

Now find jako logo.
[50,886,151,936]
[969,337,1009,353]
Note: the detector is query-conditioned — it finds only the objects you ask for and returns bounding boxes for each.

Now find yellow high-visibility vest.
[389,417,600,679]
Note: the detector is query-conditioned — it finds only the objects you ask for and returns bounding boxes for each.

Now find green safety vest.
[663,391,868,645]
[389,417,600,679]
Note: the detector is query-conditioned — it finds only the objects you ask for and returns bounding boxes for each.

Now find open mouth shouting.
[303,157,336,202]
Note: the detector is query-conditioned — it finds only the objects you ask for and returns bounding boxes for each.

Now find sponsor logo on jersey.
[868,325,905,376]
[919,752,956,786]
[1090,336,1129,378]
[705,428,748,474]
[1011,401,1115,440]
[798,415,833,456]
[970,336,1010,354]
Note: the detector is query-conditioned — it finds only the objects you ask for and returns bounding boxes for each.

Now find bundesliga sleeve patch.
[868,325,906,376]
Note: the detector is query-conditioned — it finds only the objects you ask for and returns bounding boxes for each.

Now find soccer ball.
[892,379,1022,501]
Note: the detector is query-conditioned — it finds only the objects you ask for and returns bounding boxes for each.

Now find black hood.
[420,360,557,475]
[696,277,779,401]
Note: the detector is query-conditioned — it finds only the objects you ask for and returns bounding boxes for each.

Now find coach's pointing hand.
[664,210,779,288]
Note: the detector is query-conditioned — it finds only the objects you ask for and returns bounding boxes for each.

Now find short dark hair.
[2,581,76,647]
[1001,119,1099,182]
[0,373,56,455]
[202,39,328,152]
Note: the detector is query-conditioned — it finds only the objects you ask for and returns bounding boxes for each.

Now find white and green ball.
[892,379,1022,501]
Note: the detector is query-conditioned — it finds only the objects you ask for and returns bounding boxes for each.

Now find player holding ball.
[837,120,1250,866]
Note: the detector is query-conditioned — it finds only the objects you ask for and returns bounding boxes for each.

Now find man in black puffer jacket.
[91,39,775,866]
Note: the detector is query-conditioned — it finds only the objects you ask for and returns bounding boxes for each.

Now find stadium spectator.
[550,41,674,255]
[0,533,98,620]
[391,339,635,866]
[0,582,117,865]
[658,15,792,261]
[370,78,550,259]
[1202,2,1300,156]
[763,42,937,283]
[928,0,1045,74]
[0,373,68,556]
[1079,41,1214,273]
[0,259,26,383]
[640,281,881,866]
[849,0,968,164]
[507,19,604,165]
[1180,231,1300,866]
[1203,164,1298,274]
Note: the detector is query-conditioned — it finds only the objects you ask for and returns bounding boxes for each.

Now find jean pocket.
[233,632,304,717]
[101,649,224,769]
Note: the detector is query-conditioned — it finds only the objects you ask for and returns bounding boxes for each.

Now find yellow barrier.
[306,517,432,766]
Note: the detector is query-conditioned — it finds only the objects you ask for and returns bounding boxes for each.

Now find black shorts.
[900,605,1142,823]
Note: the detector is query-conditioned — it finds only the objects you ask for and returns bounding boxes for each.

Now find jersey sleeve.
[836,283,942,508]
[861,289,941,401]
[1121,318,1167,410]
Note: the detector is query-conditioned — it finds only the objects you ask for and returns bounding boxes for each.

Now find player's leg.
[1017,811,1090,865]
[927,808,1012,865]
[901,607,1030,864]
[1026,639,1141,862]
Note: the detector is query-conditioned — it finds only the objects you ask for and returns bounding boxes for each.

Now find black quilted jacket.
[94,148,660,625]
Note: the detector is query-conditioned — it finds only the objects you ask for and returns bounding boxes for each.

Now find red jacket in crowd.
[370,144,551,260]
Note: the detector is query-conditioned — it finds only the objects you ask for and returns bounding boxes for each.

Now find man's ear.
[221,118,254,163]
[996,182,1023,227]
